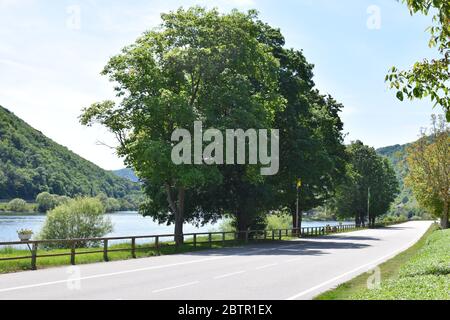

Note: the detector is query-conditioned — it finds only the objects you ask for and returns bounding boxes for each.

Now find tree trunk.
[174,188,185,245]
[165,184,185,246]
[355,215,360,227]
[360,212,366,227]
[441,201,449,229]
[236,213,249,240]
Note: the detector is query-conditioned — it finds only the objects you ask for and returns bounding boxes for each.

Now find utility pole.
[296,179,302,237]
[367,186,371,227]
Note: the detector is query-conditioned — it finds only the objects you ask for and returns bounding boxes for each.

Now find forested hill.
[0,105,140,200]
[112,168,139,183]
[376,142,429,219]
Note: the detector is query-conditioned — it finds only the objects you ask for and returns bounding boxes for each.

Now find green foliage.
[36,192,59,213]
[331,141,399,227]
[266,213,292,231]
[0,105,141,200]
[377,141,431,220]
[81,7,286,242]
[387,0,450,121]
[406,115,449,228]
[7,198,28,212]
[39,197,113,247]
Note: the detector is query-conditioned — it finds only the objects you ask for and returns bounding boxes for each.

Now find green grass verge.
[315,224,450,300]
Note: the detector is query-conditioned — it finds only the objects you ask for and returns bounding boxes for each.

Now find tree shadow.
[318,235,381,241]
[183,239,371,258]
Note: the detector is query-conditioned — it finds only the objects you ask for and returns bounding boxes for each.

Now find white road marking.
[214,271,246,280]
[0,242,301,294]
[152,281,199,293]
[255,263,278,270]
[285,235,425,300]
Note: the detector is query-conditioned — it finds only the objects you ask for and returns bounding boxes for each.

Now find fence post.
[31,243,37,270]
[155,236,160,255]
[272,230,275,241]
[264,230,267,240]
[222,232,226,247]
[131,237,136,259]
[209,233,212,248]
[103,239,109,262]
[70,241,76,265]
[279,229,282,240]
[245,231,249,243]
[193,234,197,248]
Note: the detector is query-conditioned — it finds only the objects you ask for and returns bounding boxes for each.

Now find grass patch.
[315,224,450,300]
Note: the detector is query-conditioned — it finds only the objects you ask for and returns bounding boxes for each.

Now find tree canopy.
[81,7,349,240]
[406,115,449,228]
[331,141,399,227]
[387,0,450,121]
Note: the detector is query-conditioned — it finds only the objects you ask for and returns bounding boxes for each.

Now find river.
[0,211,344,243]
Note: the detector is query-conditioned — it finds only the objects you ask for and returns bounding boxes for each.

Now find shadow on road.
[183,240,371,258]
[319,235,380,241]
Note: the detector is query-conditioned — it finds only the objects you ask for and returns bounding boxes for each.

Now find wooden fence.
[0,224,358,270]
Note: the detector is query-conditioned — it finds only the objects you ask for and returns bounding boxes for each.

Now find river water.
[0,211,344,243]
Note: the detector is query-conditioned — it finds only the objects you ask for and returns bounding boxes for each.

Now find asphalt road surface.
[0,221,432,300]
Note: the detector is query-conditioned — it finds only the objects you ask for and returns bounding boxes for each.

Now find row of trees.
[330,142,399,228]
[81,7,399,244]
[0,191,144,213]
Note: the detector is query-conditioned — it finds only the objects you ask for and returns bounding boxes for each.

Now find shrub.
[266,213,292,230]
[104,198,121,212]
[7,198,28,212]
[36,192,59,213]
[39,197,113,248]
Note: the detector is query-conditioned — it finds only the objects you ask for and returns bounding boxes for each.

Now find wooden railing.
[0,224,359,271]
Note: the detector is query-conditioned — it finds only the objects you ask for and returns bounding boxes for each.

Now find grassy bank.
[316,224,450,300]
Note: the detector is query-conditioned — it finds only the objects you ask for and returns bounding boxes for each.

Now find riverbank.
[315,223,450,300]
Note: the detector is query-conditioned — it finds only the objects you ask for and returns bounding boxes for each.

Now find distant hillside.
[376,142,430,219]
[0,105,140,200]
[112,168,139,183]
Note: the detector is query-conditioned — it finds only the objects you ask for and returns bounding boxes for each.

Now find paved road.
[0,221,432,300]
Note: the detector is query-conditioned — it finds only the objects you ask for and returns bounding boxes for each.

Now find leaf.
[396,91,404,101]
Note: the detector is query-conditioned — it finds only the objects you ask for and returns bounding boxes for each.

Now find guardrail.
[0,224,358,271]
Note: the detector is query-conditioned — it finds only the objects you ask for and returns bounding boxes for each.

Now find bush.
[36,192,59,213]
[266,213,292,230]
[7,198,28,212]
[39,197,113,248]
[104,198,121,212]
[96,193,122,212]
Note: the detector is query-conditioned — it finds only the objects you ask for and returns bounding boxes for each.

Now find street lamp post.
[296,179,302,237]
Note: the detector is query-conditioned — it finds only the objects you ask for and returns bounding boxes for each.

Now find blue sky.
[0,0,439,169]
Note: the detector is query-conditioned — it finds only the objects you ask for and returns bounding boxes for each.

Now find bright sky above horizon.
[0,0,441,170]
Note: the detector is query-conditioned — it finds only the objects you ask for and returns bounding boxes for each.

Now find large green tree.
[406,115,449,228]
[80,7,283,244]
[332,141,399,228]
[255,23,347,231]
[192,19,347,234]
[387,0,449,121]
